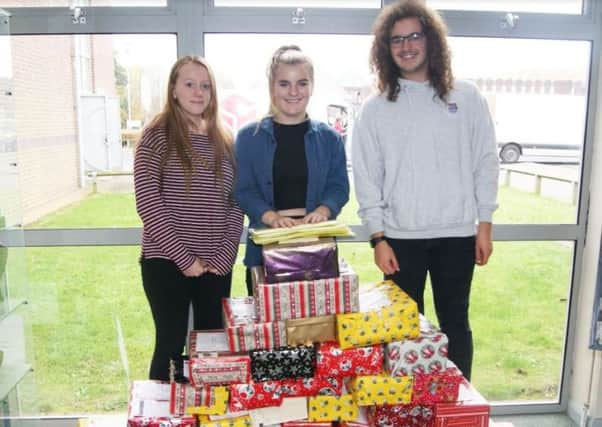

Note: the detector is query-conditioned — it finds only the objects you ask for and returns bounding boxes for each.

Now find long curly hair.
[370,0,453,102]
[146,55,234,195]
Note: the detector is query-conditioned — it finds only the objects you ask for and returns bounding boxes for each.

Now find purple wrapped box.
[262,237,339,283]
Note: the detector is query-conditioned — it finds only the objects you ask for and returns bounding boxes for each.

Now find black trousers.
[385,236,476,380]
[141,257,232,381]
[245,267,254,296]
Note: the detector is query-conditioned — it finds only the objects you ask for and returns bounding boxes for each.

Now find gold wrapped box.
[286,314,337,346]
[185,386,229,416]
[349,374,413,406]
[336,281,419,349]
[307,394,359,422]
[198,414,252,427]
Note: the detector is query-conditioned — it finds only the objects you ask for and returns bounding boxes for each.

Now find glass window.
[5,34,175,228]
[0,0,167,7]
[214,0,379,8]
[206,34,590,226]
[428,0,583,14]
[450,37,590,224]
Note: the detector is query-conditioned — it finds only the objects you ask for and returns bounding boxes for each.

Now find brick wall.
[11,35,85,225]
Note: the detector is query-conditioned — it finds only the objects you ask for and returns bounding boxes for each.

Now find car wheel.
[500,144,520,163]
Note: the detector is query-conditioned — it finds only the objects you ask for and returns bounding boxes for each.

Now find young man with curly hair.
[352,0,499,380]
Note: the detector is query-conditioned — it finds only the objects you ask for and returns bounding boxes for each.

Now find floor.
[80,413,580,427]
[491,414,578,427]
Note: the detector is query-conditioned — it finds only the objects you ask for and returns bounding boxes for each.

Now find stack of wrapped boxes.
[128,234,490,427]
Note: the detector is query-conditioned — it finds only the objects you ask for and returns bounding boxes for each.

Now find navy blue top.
[234,117,350,267]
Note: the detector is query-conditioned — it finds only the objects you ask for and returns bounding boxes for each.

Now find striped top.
[134,126,243,274]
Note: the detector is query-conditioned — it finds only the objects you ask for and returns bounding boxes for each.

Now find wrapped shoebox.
[336,281,419,349]
[432,380,489,426]
[198,414,252,427]
[252,261,359,322]
[349,374,413,406]
[278,375,343,398]
[128,380,173,423]
[286,314,337,345]
[281,422,333,427]
[385,315,448,377]
[170,383,228,415]
[262,237,339,283]
[250,345,316,382]
[188,329,230,357]
[188,355,251,386]
[307,394,359,422]
[128,416,197,427]
[222,297,287,352]
[316,341,383,378]
[248,396,308,426]
[229,381,283,411]
[368,404,434,427]
[412,366,463,404]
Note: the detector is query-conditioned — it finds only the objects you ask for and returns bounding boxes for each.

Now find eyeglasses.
[389,32,425,45]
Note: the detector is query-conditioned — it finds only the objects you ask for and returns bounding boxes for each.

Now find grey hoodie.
[352,78,499,239]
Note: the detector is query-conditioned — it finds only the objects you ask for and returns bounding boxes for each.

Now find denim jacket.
[234,117,350,267]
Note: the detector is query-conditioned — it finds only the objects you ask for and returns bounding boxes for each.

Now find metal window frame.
[0,0,600,417]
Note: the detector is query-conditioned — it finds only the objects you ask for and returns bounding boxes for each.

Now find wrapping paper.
[281,422,333,427]
[250,220,353,245]
[412,367,463,404]
[198,414,252,427]
[223,297,287,352]
[286,314,337,345]
[129,399,170,417]
[170,383,228,415]
[336,281,419,349]
[278,375,343,398]
[432,380,489,427]
[253,261,359,323]
[316,342,384,378]
[188,329,230,357]
[130,380,171,402]
[229,381,283,411]
[189,355,251,386]
[250,345,316,382]
[248,396,308,425]
[127,416,196,427]
[262,237,339,283]
[385,315,448,377]
[307,394,359,422]
[349,375,413,406]
[368,404,434,427]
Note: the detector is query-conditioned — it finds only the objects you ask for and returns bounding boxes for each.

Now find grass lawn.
[19,184,573,414]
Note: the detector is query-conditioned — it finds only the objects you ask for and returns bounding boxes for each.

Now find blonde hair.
[266,45,314,117]
[145,55,234,195]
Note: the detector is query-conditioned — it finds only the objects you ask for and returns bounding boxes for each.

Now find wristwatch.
[369,235,387,248]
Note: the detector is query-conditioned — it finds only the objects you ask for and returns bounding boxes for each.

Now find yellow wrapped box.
[308,394,359,422]
[336,280,419,349]
[198,414,252,427]
[185,386,228,415]
[350,374,413,406]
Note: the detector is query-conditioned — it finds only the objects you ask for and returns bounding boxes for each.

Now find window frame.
[0,0,600,418]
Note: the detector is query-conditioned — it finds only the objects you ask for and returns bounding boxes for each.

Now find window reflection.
[428,0,582,14]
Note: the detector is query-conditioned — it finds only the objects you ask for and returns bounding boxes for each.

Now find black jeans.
[141,257,232,381]
[386,236,476,380]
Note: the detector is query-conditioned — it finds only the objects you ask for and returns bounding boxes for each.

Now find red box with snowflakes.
[316,341,384,378]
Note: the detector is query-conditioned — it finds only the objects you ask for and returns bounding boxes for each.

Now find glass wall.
[0,0,599,421]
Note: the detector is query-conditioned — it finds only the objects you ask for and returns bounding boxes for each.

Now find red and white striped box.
[251,262,359,322]
[222,297,287,352]
[188,355,251,386]
[432,380,490,426]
